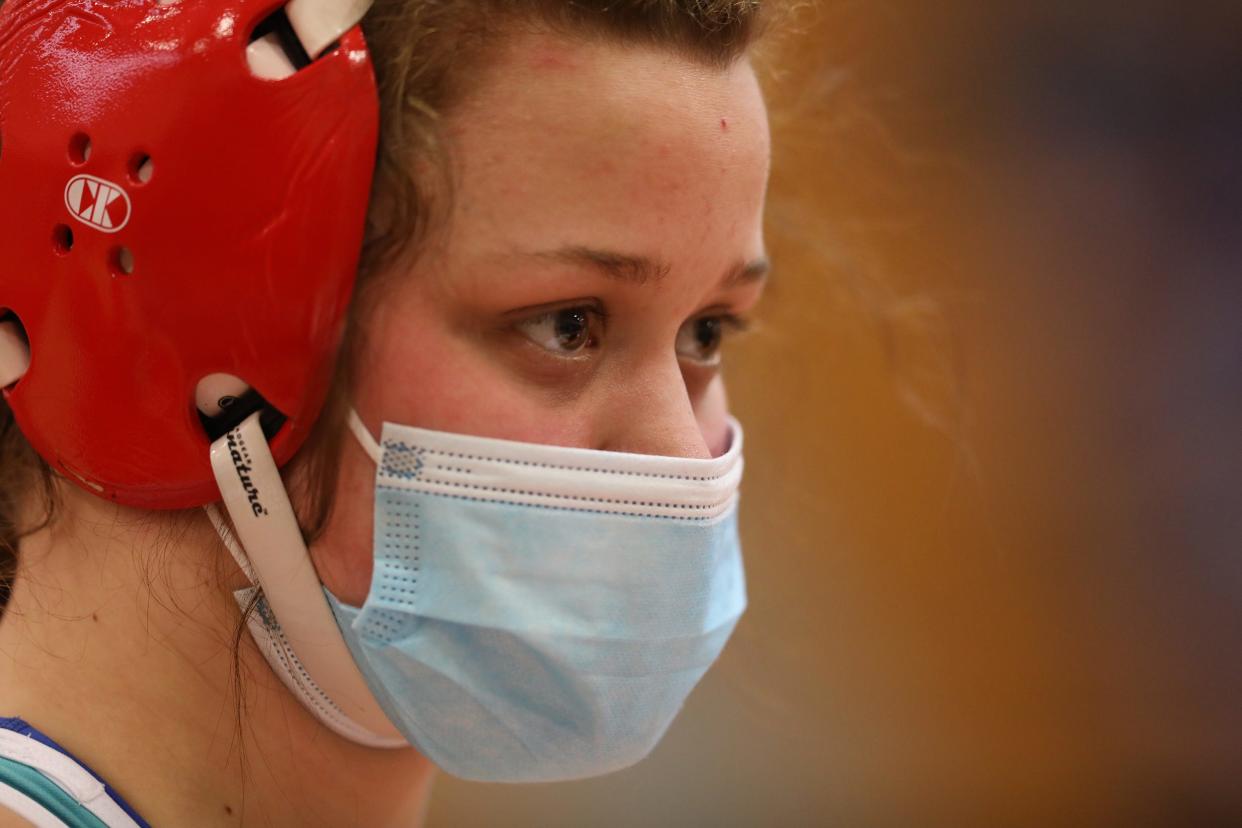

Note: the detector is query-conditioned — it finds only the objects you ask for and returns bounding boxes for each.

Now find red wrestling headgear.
[0,0,379,509]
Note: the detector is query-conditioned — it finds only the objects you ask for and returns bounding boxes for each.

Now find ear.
[0,316,30,390]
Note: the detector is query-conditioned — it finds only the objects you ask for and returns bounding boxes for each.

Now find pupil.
[696,318,721,351]
[555,309,588,348]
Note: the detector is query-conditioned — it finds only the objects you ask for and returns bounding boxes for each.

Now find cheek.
[353,289,594,445]
[308,438,377,606]
[696,376,732,457]
[316,291,611,603]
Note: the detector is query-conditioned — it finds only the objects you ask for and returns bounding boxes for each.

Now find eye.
[516,306,603,357]
[676,315,747,366]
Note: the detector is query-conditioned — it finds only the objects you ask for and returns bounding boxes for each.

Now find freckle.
[720,117,729,131]
[224,804,233,816]
[91,612,98,622]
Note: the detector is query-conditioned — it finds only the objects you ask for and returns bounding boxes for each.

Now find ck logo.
[64,175,132,233]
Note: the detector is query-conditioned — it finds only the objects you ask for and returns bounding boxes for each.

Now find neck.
[0,485,434,827]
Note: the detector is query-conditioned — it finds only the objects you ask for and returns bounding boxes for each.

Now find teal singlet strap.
[0,754,108,828]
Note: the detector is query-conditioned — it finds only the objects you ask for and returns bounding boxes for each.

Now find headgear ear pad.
[0,1,379,509]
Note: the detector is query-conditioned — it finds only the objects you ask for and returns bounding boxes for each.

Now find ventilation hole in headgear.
[68,133,92,165]
[52,224,74,255]
[110,246,135,277]
[246,8,312,80]
[128,153,154,185]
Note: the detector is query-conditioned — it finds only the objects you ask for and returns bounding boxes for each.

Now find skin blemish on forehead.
[721,117,729,131]
[529,46,579,72]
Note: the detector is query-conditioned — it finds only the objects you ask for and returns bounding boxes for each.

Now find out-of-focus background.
[429,2,1242,825]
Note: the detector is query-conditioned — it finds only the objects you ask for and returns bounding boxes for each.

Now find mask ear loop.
[348,408,383,464]
[207,412,405,747]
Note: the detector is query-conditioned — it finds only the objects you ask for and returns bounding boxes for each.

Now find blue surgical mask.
[323,412,749,783]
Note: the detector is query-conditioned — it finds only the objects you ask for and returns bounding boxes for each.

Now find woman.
[0,0,774,824]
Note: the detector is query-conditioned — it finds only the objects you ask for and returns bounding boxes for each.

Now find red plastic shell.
[0,1,379,509]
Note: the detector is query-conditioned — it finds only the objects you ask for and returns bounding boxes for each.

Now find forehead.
[442,32,771,252]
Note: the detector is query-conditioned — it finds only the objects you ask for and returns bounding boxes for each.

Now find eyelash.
[513,302,750,364]
[513,303,606,358]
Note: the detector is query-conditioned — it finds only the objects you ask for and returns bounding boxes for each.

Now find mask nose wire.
[205,411,405,746]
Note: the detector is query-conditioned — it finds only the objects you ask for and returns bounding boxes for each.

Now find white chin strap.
[207,412,405,749]
[212,0,390,748]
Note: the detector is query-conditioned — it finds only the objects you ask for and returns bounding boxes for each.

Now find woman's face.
[314,32,771,603]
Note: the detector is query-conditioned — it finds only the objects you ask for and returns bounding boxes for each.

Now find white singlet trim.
[0,784,67,828]
[0,731,140,828]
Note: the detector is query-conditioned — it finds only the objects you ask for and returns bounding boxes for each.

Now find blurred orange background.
[428,2,1242,825]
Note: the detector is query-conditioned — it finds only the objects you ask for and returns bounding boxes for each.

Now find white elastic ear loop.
[348,407,383,465]
[208,412,405,746]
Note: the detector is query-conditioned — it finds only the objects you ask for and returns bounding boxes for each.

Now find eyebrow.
[723,256,772,287]
[520,246,770,288]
